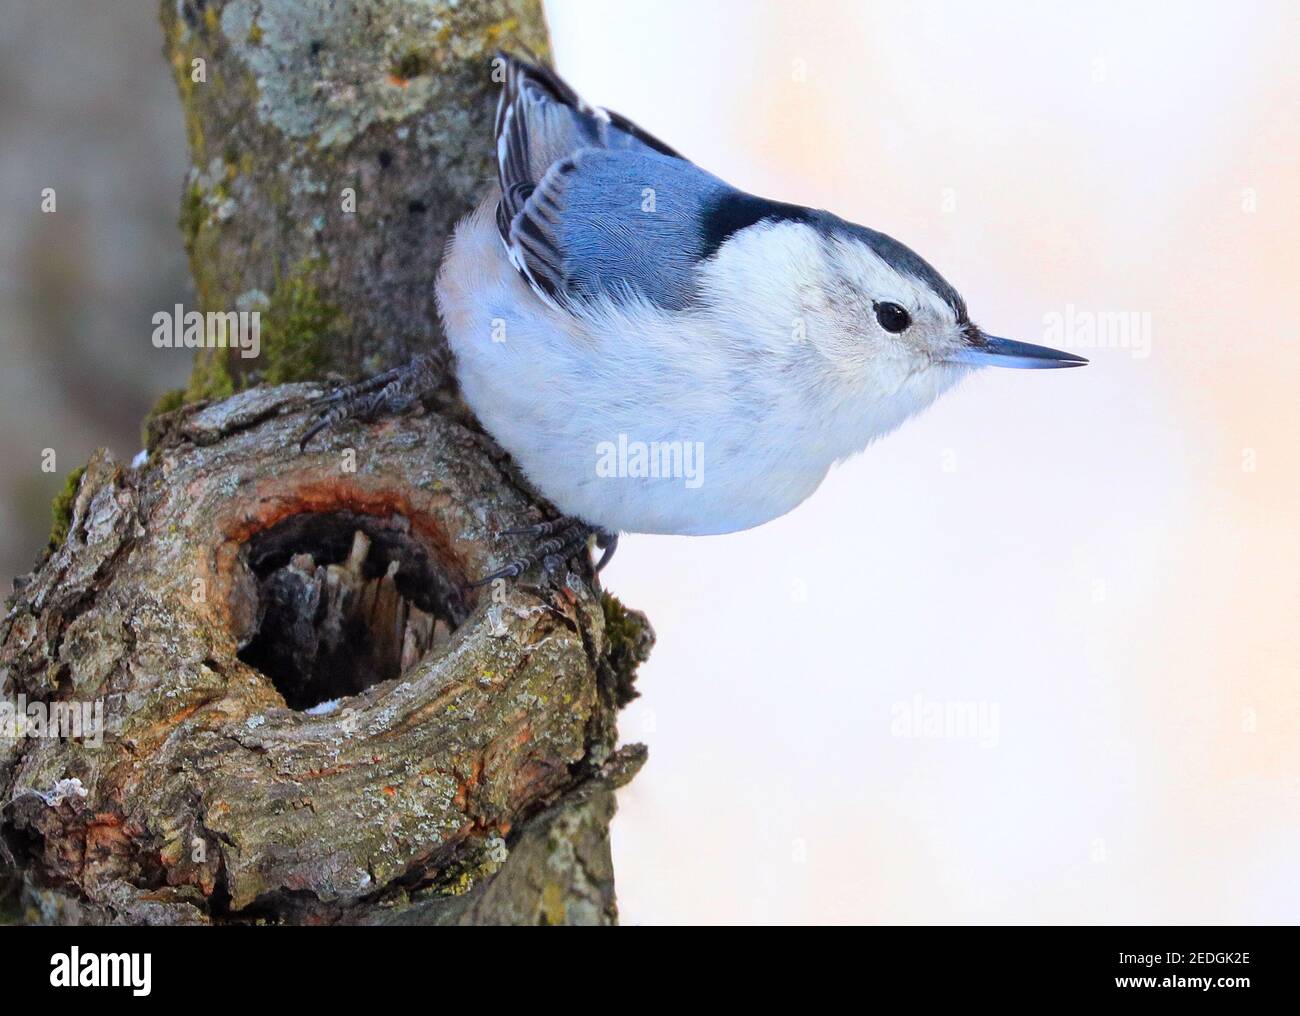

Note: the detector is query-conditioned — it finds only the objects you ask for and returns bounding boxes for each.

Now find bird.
[307,52,1086,582]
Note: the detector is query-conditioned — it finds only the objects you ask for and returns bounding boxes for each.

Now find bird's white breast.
[437,200,962,536]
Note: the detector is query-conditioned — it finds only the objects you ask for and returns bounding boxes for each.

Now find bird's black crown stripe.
[699,192,817,261]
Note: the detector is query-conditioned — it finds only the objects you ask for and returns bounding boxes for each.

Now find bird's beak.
[951,332,1089,369]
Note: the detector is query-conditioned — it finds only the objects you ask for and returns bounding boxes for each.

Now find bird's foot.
[299,353,443,450]
[472,517,619,586]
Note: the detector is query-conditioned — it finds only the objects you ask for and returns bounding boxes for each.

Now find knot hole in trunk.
[234,511,472,711]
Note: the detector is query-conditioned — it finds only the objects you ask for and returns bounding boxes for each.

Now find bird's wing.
[495,53,744,311]
[494,53,685,236]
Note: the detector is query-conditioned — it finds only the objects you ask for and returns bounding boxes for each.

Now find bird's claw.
[298,353,441,450]
[471,518,618,586]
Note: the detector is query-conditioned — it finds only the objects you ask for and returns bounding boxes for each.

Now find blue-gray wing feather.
[495,53,745,311]
[513,149,740,310]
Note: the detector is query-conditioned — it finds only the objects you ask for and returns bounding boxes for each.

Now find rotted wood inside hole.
[233,511,473,710]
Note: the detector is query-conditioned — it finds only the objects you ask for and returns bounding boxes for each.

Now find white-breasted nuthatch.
[310,54,1086,580]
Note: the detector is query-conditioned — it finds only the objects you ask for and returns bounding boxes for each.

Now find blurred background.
[2,0,1296,923]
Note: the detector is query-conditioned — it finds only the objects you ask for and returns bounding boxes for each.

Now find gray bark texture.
[0,0,653,926]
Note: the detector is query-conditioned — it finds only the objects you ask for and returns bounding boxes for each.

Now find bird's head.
[797,213,1087,388]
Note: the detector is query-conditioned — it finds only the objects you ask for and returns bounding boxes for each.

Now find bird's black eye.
[874,301,911,333]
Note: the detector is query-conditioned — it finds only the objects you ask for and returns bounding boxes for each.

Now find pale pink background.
[546,0,1300,923]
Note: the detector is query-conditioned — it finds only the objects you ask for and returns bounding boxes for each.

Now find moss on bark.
[46,465,86,550]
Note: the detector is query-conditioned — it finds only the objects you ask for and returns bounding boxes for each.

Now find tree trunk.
[0,0,652,926]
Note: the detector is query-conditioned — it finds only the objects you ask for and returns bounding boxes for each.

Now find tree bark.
[0,0,652,926]
[164,0,551,392]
